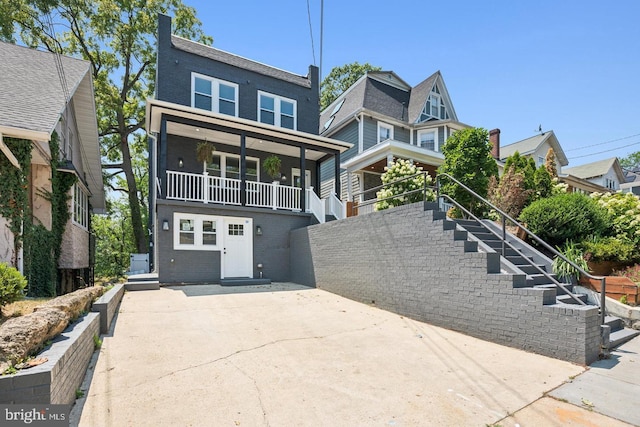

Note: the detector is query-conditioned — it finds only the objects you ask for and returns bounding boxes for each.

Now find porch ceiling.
[166,122,326,161]
[147,99,352,162]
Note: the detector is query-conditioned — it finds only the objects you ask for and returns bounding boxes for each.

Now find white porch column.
[386,154,394,168]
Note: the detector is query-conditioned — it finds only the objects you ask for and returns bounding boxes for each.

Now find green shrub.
[590,192,640,258]
[581,236,635,263]
[519,193,608,248]
[0,263,27,307]
[552,241,589,283]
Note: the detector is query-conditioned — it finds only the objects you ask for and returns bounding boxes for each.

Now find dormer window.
[418,84,449,122]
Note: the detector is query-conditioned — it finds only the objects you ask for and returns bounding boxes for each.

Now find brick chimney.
[489,128,501,160]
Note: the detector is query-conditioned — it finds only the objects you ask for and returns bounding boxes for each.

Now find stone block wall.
[290,202,601,364]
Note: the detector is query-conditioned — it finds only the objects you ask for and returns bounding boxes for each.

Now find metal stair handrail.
[350,172,432,216]
[436,173,607,324]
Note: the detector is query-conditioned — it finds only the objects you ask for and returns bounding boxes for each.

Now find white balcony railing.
[167,170,304,212]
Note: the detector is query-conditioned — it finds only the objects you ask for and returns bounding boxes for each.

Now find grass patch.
[0,298,51,326]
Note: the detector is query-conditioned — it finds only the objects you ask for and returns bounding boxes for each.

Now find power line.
[565,133,640,152]
[306,0,316,66]
[569,140,640,160]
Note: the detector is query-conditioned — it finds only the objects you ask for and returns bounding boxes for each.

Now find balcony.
[165,170,344,223]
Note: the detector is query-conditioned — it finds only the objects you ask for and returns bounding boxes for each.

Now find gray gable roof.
[564,157,623,180]
[320,73,368,134]
[500,131,569,166]
[0,42,90,135]
[407,72,439,124]
[171,35,312,88]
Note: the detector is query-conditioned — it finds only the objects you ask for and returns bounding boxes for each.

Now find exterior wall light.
[162,220,169,231]
[257,263,263,278]
[256,225,262,236]
[178,157,184,168]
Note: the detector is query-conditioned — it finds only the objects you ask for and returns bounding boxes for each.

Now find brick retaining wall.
[290,202,601,364]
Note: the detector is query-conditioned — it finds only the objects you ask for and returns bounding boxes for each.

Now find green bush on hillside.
[519,192,608,248]
[0,263,27,308]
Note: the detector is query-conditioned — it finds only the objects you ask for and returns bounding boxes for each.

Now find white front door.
[222,217,253,278]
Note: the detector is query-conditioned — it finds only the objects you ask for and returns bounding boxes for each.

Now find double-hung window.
[192,73,238,116]
[378,122,394,143]
[417,130,438,151]
[73,183,89,229]
[258,91,296,130]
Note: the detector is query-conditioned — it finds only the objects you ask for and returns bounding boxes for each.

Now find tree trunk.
[119,136,147,254]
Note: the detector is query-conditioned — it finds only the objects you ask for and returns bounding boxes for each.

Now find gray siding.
[321,121,359,181]
[395,126,410,143]
[290,202,601,365]
[156,201,313,283]
[156,15,319,135]
[362,117,378,151]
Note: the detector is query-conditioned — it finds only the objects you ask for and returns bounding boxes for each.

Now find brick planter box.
[580,276,640,306]
[0,312,100,404]
[91,284,124,334]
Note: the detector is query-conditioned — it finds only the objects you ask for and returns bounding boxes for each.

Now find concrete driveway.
[73,284,629,426]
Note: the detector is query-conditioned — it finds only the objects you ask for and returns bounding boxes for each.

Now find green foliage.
[438,128,498,215]
[195,141,215,165]
[93,334,102,350]
[0,263,27,308]
[5,0,212,254]
[552,241,588,283]
[93,199,136,278]
[76,389,84,399]
[533,165,553,200]
[620,151,640,169]
[503,152,536,190]
[620,294,628,305]
[519,193,608,248]
[263,155,282,180]
[590,192,640,251]
[320,62,381,110]
[581,236,635,263]
[375,159,434,211]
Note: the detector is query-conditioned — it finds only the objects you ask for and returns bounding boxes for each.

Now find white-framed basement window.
[258,91,297,130]
[191,73,238,116]
[378,122,394,143]
[173,213,221,251]
[73,182,89,229]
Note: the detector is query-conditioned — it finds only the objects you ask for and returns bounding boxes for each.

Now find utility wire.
[565,133,640,152]
[306,0,316,66]
[568,140,640,160]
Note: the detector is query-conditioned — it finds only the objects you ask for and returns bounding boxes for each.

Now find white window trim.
[72,182,89,230]
[191,72,239,117]
[292,168,312,188]
[417,128,439,152]
[206,152,260,181]
[173,213,221,251]
[257,90,297,130]
[377,122,394,143]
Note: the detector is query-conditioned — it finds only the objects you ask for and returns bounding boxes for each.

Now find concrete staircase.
[124,273,160,291]
[451,216,639,350]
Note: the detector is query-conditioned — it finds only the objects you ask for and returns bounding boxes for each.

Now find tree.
[320,62,381,111]
[3,0,212,254]
[620,151,640,170]
[438,128,498,215]
[487,168,532,219]
[503,151,536,190]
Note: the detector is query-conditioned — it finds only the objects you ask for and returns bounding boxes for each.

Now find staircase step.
[604,316,624,332]
[556,293,588,304]
[526,274,558,286]
[454,219,481,228]
[220,278,272,286]
[609,328,640,349]
[534,283,574,296]
[518,264,548,275]
[125,281,160,291]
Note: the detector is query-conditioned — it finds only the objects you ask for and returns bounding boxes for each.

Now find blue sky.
[185,0,640,167]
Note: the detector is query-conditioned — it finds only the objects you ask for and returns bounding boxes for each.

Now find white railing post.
[272,181,278,210]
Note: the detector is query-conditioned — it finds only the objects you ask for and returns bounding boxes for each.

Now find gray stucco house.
[147,14,351,284]
[319,70,470,205]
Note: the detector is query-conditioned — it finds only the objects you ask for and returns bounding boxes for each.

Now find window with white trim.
[258,91,297,129]
[191,73,238,116]
[605,177,616,190]
[73,183,89,229]
[417,129,438,151]
[378,122,393,143]
[418,84,450,122]
[292,168,312,188]
[174,213,220,250]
